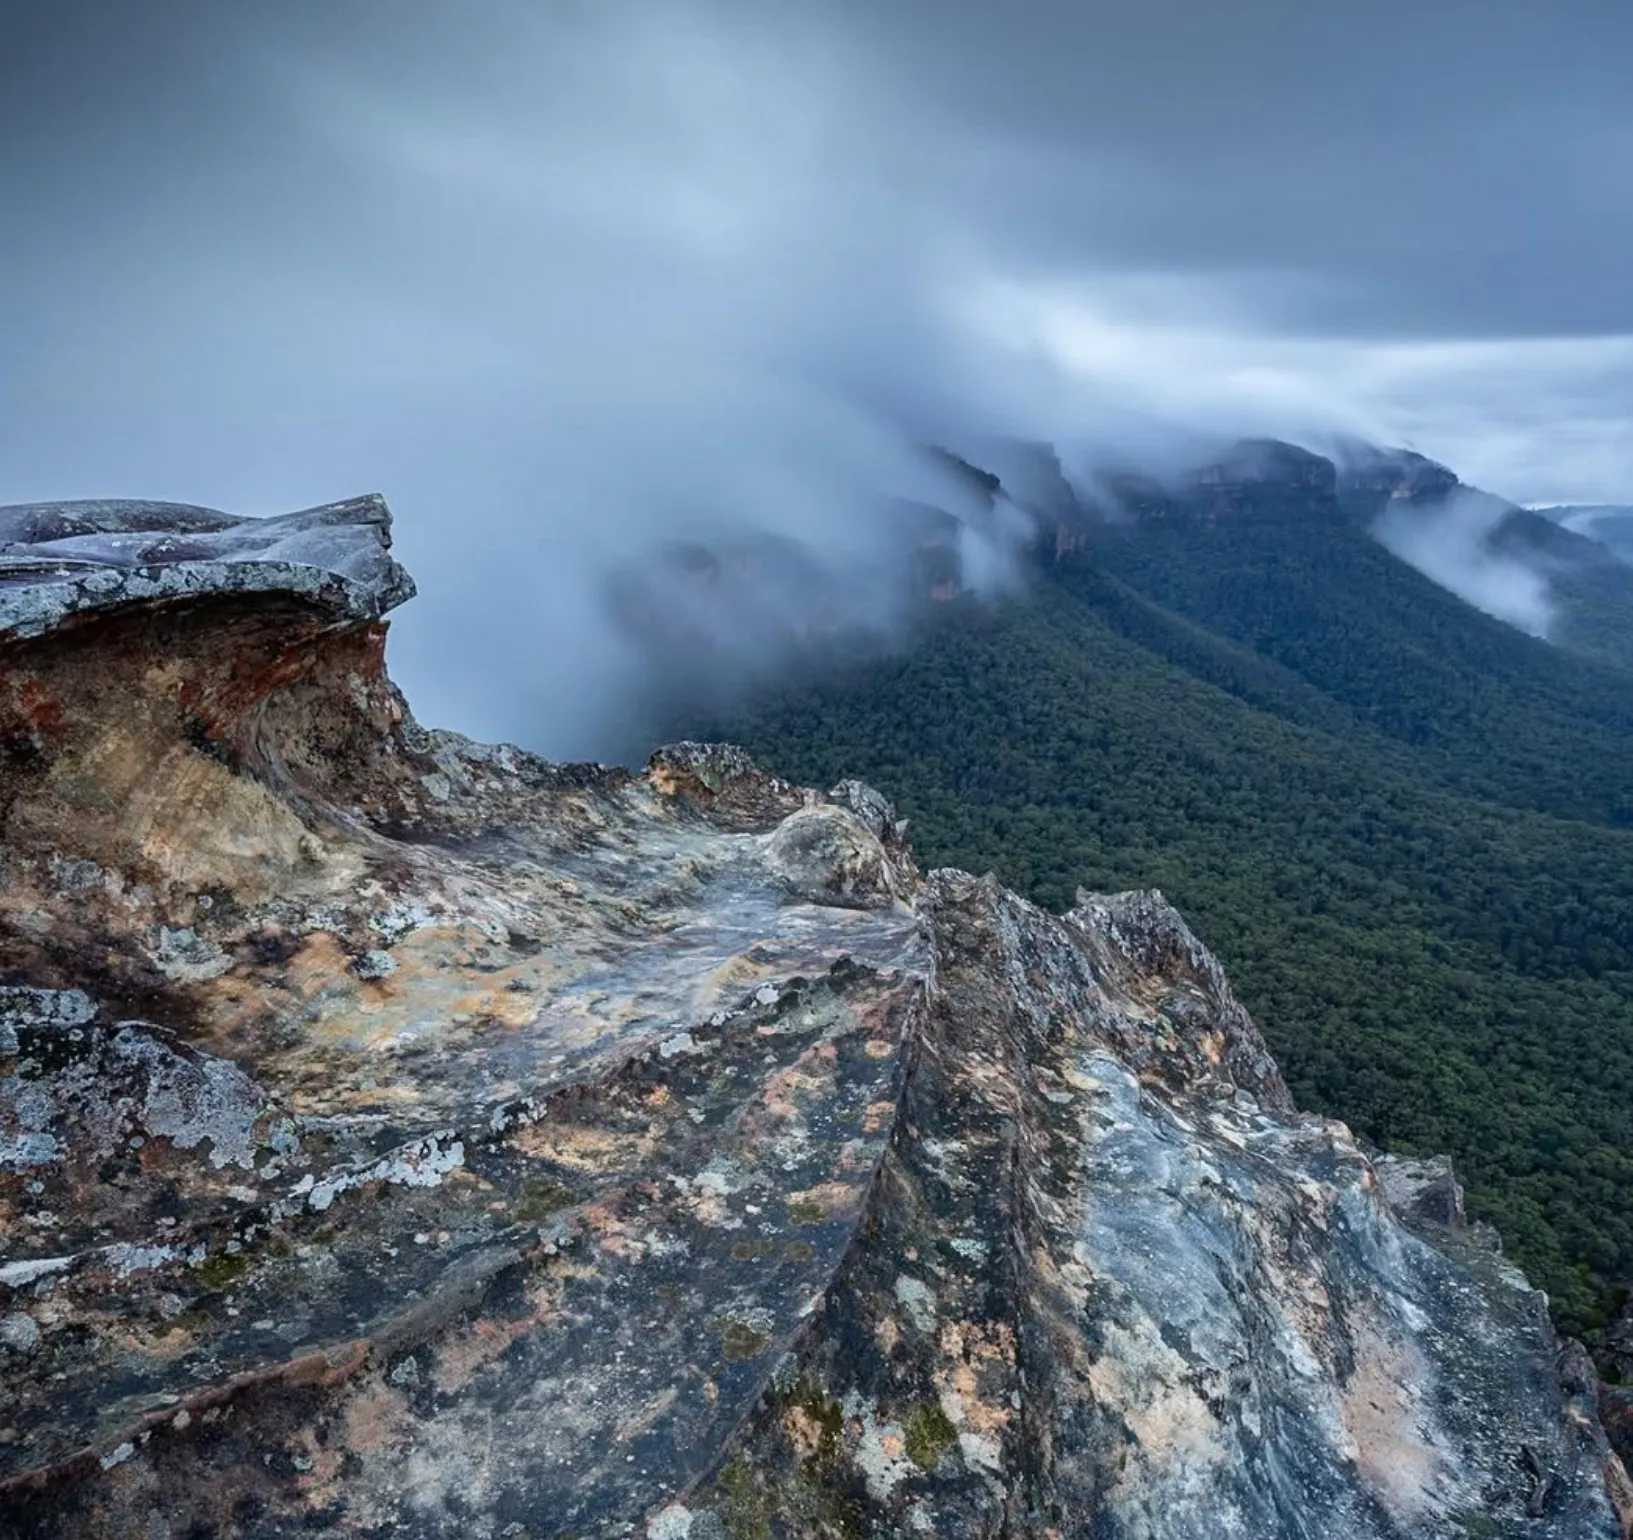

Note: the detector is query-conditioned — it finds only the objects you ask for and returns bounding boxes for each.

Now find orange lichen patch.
[386,922,549,990]
[99,1318,205,1367]
[646,762,685,798]
[430,1312,539,1397]
[956,1057,1021,1115]
[784,1403,825,1459]
[935,1321,1018,1439]
[875,1316,901,1355]
[862,1039,894,1060]
[574,1195,669,1257]
[861,1100,896,1135]
[512,1120,657,1172]
[357,944,549,1030]
[342,1380,413,1453]
[593,1225,651,1259]
[851,984,909,1027]
[757,1041,839,1121]
[278,930,355,1005]
[672,1184,734,1230]
[785,1181,862,1220]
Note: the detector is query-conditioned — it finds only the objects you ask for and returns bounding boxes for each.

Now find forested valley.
[671,462,1633,1340]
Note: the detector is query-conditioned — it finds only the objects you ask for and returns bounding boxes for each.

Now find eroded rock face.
[0,498,1625,1538]
[1600,1299,1633,1514]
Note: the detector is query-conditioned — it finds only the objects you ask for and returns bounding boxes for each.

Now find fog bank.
[2,4,1631,753]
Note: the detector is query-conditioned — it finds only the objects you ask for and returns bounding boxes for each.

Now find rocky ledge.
[0,498,1628,1538]
[0,495,415,642]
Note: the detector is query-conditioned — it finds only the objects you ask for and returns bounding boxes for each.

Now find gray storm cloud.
[1,2,1630,755]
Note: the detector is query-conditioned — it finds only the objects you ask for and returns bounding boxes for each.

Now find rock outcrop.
[0,497,1627,1538]
[1600,1298,1633,1500]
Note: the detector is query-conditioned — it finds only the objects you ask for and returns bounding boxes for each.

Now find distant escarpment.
[602,438,1633,703]
[0,498,1627,1537]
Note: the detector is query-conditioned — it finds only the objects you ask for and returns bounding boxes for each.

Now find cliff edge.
[0,497,1626,1538]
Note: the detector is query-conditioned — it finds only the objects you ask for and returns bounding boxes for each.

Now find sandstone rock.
[0,496,1624,1537]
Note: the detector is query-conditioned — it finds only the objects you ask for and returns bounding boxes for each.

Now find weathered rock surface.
[0,497,1627,1537]
[1599,1298,1633,1511]
[1601,1300,1633,1389]
[0,495,415,641]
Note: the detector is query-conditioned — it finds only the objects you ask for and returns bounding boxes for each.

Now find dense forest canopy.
[671,445,1633,1338]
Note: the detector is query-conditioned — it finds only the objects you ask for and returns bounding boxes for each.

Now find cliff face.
[0,498,1627,1539]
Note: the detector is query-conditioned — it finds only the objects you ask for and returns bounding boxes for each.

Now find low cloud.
[1,5,1630,755]
[1372,489,1555,636]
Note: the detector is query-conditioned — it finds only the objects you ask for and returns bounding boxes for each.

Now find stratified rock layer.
[0,498,1625,1538]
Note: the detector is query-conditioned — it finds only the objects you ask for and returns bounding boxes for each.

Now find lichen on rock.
[0,496,1625,1537]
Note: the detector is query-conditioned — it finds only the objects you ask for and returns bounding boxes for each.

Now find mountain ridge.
[679,439,1633,1343]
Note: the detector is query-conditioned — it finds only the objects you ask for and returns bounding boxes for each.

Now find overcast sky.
[3,2,1630,749]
